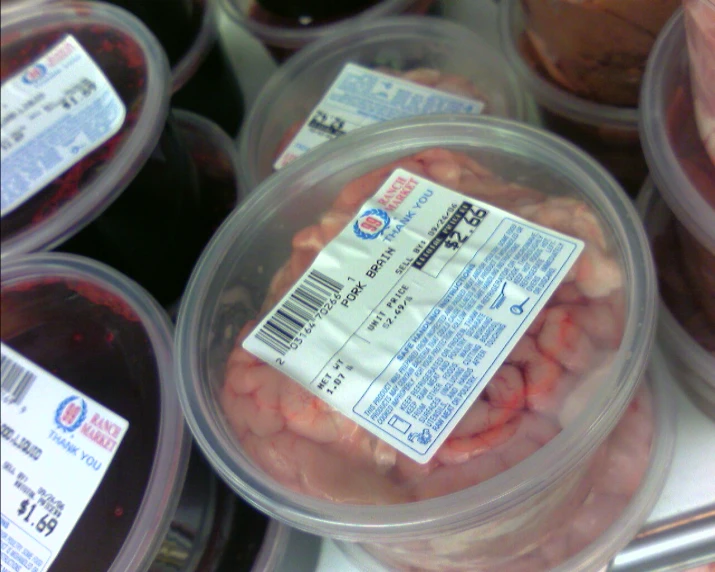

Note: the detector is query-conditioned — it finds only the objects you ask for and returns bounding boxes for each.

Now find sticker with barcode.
[0,34,126,217]
[243,169,584,463]
[0,343,129,571]
[273,63,484,170]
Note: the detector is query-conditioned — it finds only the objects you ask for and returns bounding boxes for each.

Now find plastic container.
[499,0,648,196]
[639,9,715,367]
[174,114,657,569]
[238,16,527,189]
[221,0,437,62]
[246,520,291,572]
[0,3,241,306]
[337,346,676,571]
[684,0,715,164]
[0,252,190,572]
[638,180,715,419]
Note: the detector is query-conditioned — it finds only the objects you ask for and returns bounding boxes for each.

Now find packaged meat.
[499,0,650,196]
[639,8,715,364]
[337,349,675,571]
[0,252,189,572]
[684,0,715,165]
[638,180,715,419]
[0,2,241,307]
[238,17,526,189]
[221,0,437,62]
[174,116,659,569]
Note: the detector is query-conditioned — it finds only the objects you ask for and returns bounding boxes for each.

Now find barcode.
[1,351,36,406]
[256,269,344,355]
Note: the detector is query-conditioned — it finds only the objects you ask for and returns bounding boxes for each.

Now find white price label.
[0,343,129,571]
[243,170,584,463]
[0,35,126,217]
[274,63,485,170]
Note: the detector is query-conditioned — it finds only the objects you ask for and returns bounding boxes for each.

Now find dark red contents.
[1,24,147,243]
[1,278,161,572]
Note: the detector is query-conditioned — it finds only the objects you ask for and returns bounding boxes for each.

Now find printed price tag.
[243,170,584,463]
[0,35,126,217]
[0,343,129,571]
[274,63,485,170]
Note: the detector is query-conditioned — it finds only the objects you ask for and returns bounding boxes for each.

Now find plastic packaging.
[684,0,715,164]
[250,520,291,572]
[175,115,656,569]
[221,0,437,62]
[0,3,241,307]
[639,9,715,352]
[638,180,715,419]
[499,0,648,196]
[337,347,675,571]
[0,252,190,572]
[238,16,527,189]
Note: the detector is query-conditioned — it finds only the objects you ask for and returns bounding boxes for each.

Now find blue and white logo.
[22,64,47,85]
[353,208,390,240]
[55,396,88,433]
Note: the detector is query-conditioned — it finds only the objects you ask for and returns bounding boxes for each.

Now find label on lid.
[273,63,485,170]
[0,343,129,571]
[0,34,126,217]
[243,169,584,463]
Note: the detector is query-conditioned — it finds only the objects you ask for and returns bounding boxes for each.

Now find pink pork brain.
[223,148,627,505]
[684,0,715,165]
[274,68,489,160]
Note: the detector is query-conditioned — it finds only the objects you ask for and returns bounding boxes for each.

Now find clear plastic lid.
[640,8,715,255]
[222,0,419,50]
[0,1,170,259]
[238,16,527,189]
[0,252,190,571]
[498,0,639,131]
[176,115,655,542]
[637,179,715,416]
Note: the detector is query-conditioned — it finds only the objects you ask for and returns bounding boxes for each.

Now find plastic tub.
[337,346,676,571]
[499,0,649,196]
[0,3,242,306]
[639,9,715,353]
[638,180,715,419]
[175,114,656,569]
[0,252,190,572]
[249,520,291,571]
[238,16,527,189]
[684,0,715,164]
[221,0,437,62]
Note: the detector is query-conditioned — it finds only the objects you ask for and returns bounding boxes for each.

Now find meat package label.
[1,35,126,217]
[243,170,584,463]
[0,343,128,571]
[273,62,485,170]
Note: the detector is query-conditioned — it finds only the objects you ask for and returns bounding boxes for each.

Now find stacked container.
[638,7,715,419]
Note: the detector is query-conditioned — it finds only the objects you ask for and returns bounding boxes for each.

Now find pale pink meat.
[684,0,715,165]
[222,148,650,567]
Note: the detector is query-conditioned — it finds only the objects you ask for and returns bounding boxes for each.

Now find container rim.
[171,0,218,93]
[238,15,526,191]
[498,0,639,129]
[0,0,171,259]
[639,8,715,255]
[176,115,656,541]
[220,0,418,49]
[0,252,191,571]
[251,520,292,572]
[336,347,677,571]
